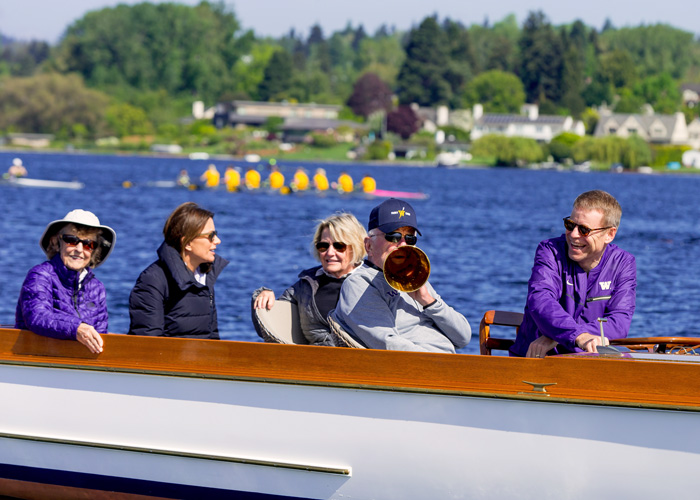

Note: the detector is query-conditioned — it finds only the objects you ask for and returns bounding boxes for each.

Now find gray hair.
[573,190,622,228]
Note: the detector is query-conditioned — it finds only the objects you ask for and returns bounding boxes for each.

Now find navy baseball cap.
[368,198,422,235]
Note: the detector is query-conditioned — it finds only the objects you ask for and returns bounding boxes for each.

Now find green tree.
[1,40,50,76]
[632,73,681,114]
[614,88,644,113]
[355,34,405,85]
[442,19,477,105]
[463,70,525,113]
[468,15,519,74]
[0,73,109,137]
[598,50,637,88]
[105,103,153,137]
[560,45,586,117]
[622,135,652,168]
[258,50,294,101]
[471,135,544,166]
[395,17,452,106]
[571,135,649,167]
[548,132,582,162]
[600,24,696,79]
[518,11,564,104]
[230,42,279,100]
[54,1,244,102]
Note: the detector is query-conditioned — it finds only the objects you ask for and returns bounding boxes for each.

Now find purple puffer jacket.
[15,254,108,339]
[510,235,636,357]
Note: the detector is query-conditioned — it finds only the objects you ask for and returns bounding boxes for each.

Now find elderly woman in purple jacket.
[15,210,116,354]
[511,190,637,358]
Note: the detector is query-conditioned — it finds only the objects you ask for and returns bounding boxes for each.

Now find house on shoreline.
[211,100,362,142]
[470,104,585,143]
[593,109,690,145]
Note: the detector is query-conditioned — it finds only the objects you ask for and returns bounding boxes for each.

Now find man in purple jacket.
[510,190,637,357]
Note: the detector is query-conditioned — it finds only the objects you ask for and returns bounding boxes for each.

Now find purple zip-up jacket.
[15,254,108,339]
[510,235,636,357]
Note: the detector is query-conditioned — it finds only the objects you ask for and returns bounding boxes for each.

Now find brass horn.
[383,246,431,293]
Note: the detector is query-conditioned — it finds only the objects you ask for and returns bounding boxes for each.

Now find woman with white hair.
[253,212,367,345]
[15,210,116,354]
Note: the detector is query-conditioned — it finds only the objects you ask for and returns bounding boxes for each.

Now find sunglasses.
[382,232,418,245]
[316,241,347,253]
[563,217,612,237]
[60,234,96,250]
[197,230,218,242]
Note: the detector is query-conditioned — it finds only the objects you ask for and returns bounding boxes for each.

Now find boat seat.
[252,300,309,345]
[327,315,366,349]
[479,310,522,355]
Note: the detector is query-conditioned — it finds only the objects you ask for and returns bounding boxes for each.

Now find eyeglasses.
[316,241,347,253]
[563,217,612,237]
[379,232,418,246]
[197,230,218,242]
[60,234,96,251]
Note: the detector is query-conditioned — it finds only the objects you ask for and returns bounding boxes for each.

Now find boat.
[0,177,84,190]
[1,310,699,499]
[244,154,262,163]
[188,152,210,160]
[120,181,429,200]
[371,188,428,200]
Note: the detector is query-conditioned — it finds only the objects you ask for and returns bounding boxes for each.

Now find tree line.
[0,0,699,141]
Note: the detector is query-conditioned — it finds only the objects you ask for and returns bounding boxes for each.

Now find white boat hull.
[1,362,698,499]
[2,177,84,189]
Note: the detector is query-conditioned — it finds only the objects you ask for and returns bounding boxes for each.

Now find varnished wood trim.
[2,328,700,411]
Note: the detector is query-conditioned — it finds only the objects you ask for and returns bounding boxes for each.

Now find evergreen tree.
[352,25,367,51]
[258,50,294,101]
[518,11,564,104]
[443,19,477,105]
[307,24,325,49]
[560,45,586,117]
[395,16,452,106]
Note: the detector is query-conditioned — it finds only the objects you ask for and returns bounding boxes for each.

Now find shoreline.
[2,147,697,174]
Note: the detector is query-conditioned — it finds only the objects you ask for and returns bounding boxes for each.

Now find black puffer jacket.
[128,242,229,339]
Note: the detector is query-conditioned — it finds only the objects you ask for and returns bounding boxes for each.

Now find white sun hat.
[12,158,22,166]
[40,209,117,267]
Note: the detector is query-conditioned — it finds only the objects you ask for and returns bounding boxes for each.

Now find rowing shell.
[2,177,84,190]
[372,188,429,200]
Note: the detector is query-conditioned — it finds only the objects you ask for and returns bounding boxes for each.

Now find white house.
[594,110,689,145]
[470,104,585,142]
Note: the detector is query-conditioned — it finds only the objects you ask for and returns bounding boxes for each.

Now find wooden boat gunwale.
[2,328,700,412]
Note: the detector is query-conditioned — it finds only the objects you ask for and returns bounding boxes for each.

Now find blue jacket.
[15,254,108,338]
[510,235,637,357]
[128,242,228,339]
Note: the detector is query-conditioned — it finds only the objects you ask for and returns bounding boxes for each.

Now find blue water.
[2,151,700,354]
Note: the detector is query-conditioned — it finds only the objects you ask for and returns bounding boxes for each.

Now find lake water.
[2,151,699,354]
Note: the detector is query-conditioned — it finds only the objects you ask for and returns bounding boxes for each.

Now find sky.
[0,0,698,44]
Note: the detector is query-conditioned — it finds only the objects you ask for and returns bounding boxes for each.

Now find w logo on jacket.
[599,281,612,290]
